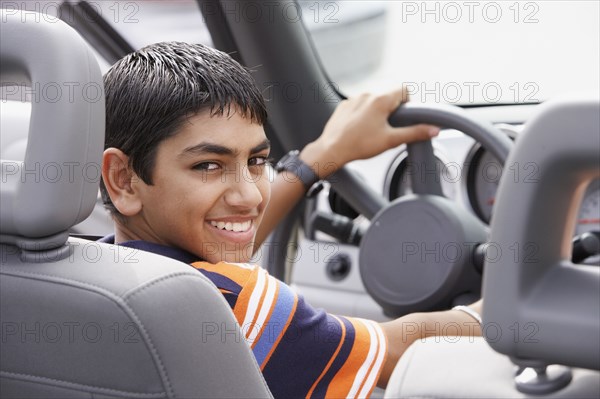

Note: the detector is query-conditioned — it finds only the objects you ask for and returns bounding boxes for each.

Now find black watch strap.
[275,150,321,190]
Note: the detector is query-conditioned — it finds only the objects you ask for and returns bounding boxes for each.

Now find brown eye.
[193,162,220,171]
[248,156,272,167]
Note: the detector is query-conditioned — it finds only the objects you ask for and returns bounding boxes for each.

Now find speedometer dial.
[464,125,517,224]
[465,129,599,235]
[576,179,600,236]
[467,150,501,223]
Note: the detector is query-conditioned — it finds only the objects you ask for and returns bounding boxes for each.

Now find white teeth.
[232,222,248,232]
[210,220,252,232]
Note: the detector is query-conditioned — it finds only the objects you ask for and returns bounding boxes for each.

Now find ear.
[102,148,143,217]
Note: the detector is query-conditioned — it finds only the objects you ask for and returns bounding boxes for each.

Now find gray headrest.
[0,10,105,247]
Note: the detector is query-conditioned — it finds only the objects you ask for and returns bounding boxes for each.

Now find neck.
[113,218,160,246]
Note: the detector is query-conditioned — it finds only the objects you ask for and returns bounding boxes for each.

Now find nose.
[223,169,264,210]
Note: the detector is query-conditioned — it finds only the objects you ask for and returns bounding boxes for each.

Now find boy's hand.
[300,87,439,178]
[256,87,439,249]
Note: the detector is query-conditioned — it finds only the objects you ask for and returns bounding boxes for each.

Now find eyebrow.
[179,138,271,158]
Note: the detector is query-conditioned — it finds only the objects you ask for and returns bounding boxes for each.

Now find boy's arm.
[377,300,483,388]
[254,88,440,249]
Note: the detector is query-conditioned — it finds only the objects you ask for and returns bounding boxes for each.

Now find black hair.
[100,41,267,218]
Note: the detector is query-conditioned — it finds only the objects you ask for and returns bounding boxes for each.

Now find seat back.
[0,10,272,398]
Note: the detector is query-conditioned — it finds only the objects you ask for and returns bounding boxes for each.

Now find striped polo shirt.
[101,236,388,398]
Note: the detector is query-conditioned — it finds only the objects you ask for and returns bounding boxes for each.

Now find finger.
[398,85,410,104]
[386,124,440,147]
[383,86,410,112]
[336,98,351,111]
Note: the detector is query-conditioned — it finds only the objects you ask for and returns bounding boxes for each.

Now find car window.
[94,0,212,51]
[303,0,600,105]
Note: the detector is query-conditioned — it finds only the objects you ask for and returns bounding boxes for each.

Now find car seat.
[0,9,272,399]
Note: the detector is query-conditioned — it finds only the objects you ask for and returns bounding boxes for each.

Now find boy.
[100,42,482,397]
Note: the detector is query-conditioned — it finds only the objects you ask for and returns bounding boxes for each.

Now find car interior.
[1,1,599,398]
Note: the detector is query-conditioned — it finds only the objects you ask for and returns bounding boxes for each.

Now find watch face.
[275,156,288,172]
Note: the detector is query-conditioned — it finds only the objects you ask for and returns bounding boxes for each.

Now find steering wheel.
[334,103,513,317]
[269,103,514,318]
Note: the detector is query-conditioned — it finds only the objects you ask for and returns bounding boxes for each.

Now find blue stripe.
[252,280,295,366]
[197,269,242,295]
[312,316,356,397]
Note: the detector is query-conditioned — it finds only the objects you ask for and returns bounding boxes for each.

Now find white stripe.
[228,262,256,271]
[358,321,386,398]
[346,319,379,398]
[247,275,277,345]
[242,268,267,340]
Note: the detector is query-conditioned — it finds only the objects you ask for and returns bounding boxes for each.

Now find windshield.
[303,0,600,105]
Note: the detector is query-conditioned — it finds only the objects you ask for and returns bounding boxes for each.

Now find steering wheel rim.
[328,103,513,219]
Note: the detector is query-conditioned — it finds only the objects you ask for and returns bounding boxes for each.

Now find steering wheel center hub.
[359,194,487,317]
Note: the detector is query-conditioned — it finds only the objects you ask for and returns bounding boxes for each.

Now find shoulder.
[190,261,262,290]
[190,261,293,326]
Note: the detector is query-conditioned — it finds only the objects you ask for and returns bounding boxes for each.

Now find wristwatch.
[275,150,321,191]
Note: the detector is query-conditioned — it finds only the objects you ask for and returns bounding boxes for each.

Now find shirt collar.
[98,234,201,264]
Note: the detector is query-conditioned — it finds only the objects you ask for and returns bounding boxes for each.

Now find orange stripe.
[250,281,279,350]
[325,318,371,398]
[191,261,254,287]
[229,267,260,325]
[260,293,298,370]
[305,315,346,399]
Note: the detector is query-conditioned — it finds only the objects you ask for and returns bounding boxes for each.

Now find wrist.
[276,150,321,191]
[452,305,482,325]
[299,140,343,179]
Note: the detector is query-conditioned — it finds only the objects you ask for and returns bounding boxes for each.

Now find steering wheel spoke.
[328,167,388,220]
[406,141,444,196]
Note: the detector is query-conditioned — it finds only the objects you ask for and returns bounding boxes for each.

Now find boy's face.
[129,110,271,264]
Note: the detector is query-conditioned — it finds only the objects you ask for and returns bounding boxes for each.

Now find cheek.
[147,188,200,228]
[187,181,228,218]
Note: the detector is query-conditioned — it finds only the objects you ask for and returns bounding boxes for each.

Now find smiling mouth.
[209,220,252,233]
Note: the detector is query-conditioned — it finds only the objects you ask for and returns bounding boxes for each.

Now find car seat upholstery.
[385,94,600,398]
[0,10,272,399]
